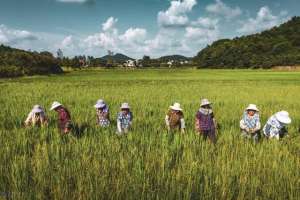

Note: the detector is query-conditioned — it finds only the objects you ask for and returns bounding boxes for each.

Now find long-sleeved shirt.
[25,111,47,126]
[240,112,261,132]
[263,115,285,139]
[195,110,215,132]
[96,109,110,127]
[165,110,185,130]
[56,107,72,131]
[117,111,133,132]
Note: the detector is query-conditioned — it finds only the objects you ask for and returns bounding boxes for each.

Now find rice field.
[0,69,300,199]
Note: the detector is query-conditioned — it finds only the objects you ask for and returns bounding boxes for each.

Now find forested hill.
[194,16,300,68]
[0,45,63,77]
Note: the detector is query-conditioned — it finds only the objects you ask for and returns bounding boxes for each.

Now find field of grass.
[0,69,300,199]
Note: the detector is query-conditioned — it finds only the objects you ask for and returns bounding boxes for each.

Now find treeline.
[0,45,63,78]
[194,16,300,68]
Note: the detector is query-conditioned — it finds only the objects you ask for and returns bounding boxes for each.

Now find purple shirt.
[196,111,215,131]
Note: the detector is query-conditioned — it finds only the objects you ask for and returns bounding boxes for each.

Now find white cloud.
[237,6,288,34]
[158,0,197,27]
[119,28,147,45]
[184,17,219,45]
[60,35,75,49]
[0,24,38,45]
[206,0,242,20]
[191,17,219,29]
[102,17,118,32]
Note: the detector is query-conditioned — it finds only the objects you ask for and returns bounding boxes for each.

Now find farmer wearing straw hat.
[94,99,110,127]
[116,102,133,134]
[195,99,217,143]
[165,102,185,133]
[263,111,291,140]
[240,104,261,142]
[50,101,73,134]
[24,105,48,127]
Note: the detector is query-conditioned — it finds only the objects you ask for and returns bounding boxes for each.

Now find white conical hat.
[121,102,130,109]
[50,101,62,111]
[170,102,182,111]
[246,104,259,112]
[32,105,43,113]
[275,111,291,124]
[94,99,106,108]
[200,99,211,107]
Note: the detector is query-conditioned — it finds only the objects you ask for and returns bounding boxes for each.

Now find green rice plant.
[0,69,299,199]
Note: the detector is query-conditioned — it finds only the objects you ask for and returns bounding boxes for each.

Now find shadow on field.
[72,122,90,138]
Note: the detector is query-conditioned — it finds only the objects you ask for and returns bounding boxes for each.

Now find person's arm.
[240,119,247,130]
[269,125,280,140]
[254,120,261,132]
[117,120,122,133]
[117,114,122,133]
[24,112,32,126]
[180,118,185,133]
[165,115,170,130]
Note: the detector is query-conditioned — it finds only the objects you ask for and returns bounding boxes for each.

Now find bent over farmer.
[240,104,261,142]
[195,99,217,144]
[24,105,48,127]
[94,99,110,127]
[165,103,185,134]
[263,111,291,140]
[50,101,73,134]
[116,103,133,135]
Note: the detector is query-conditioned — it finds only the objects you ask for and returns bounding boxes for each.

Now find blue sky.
[0,0,299,58]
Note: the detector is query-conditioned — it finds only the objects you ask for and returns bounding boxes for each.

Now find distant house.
[124,60,136,67]
[180,60,189,65]
[167,60,174,68]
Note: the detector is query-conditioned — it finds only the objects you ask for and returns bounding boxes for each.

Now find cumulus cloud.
[184,17,219,46]
[237,6,288,34]
[119,28,147,45]
[158,0,197,27]
[102,17,118,32]
[80,17,149,57]
[206,0,242,20]
[59,35,75,49]
[0,24,38,45]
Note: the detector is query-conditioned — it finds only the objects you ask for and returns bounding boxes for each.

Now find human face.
[201,105,211,109]
[247,110,255,116]
[122,108,129,114]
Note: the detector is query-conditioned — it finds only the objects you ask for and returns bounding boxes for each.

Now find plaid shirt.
[195,110,215,131]
[117,111,133,129]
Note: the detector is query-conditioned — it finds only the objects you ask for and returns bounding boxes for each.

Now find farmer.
[240,104,261,142]
[195,99,217,143]
[94,99,110,127]
[116,103,133,134]
[50,101,73,134]
[24,105,48,127]
[165,102,185,133]
[263,111,291,140]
